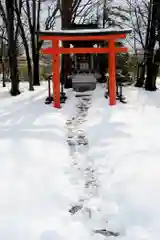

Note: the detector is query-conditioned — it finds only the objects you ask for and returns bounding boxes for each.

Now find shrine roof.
[39,28,132,37]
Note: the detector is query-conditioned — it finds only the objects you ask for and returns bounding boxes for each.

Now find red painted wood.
[41,48,54,54]
[108,40,116,105]
[41,47,128,55]
[52,39,60,108]
[40,34,126,41]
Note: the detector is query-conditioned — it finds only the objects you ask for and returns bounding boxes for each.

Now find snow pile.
[0,82,160,239]
[42,28,132,35]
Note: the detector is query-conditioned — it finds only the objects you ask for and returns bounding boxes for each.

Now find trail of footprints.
[66,95,91,147]
[65,94,119,238]
[65,94,93,214]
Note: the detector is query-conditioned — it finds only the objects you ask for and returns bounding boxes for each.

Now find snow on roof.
[39,28,132,36]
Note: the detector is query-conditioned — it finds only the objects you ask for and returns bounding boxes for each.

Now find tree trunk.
[145,60,157,91]
[9,57,20,95]
[2,62,6,87]
[27,57,34,91]
[34,0,41,86]
[32,34,40,86]
[5,0,20,96]
[33,53,40,86]
[135,62,146,87]
[135,0,153,88]
[26,0,40,86]
[61,0,72,87]
[145,0,157,90]
[21,32,33,90]
[0,34,6,87]
[14,0,34,91]
[31,33,40,86]
[62,41,72,88]
[145,51,157,92]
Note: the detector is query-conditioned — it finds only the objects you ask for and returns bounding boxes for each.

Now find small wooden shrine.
[69,23,98,73]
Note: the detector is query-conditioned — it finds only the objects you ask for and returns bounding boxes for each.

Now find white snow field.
[0,81,160,240]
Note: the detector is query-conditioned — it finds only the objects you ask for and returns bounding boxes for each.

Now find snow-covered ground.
[0,81,160,240]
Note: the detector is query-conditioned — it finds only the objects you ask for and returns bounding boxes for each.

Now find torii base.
[45,92,67,105]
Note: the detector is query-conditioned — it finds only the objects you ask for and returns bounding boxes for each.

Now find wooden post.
[108,39,116,105]
[48,75,51,99]
[52,39,60,108]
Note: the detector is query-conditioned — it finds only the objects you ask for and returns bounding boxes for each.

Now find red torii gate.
[39,28,131,108]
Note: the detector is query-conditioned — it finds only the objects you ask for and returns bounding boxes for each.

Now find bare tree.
[4,0,20,95]
[60,0,96,85]
[0,0,61,93]
[126,0,149,49]
[14,0,34,90]
[24,0,41,86]
[23,0,59,86]
[126,0,160,90]
[0,22,9,84]
[145,0,160,91]
[125,0,149,86]
[0,27,5,87]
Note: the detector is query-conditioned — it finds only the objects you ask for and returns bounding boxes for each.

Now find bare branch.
[0,1,7,29]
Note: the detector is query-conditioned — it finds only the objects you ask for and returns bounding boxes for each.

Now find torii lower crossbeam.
[39,29,131,109]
